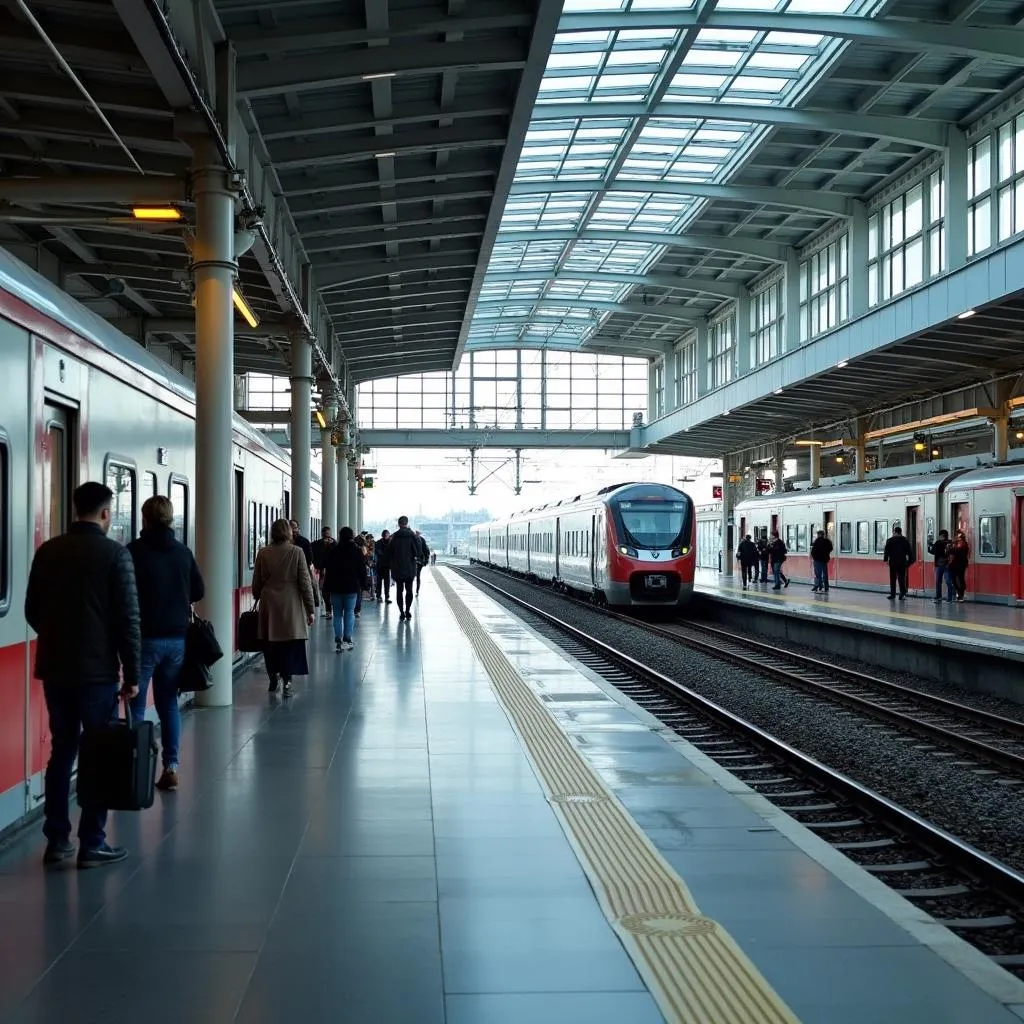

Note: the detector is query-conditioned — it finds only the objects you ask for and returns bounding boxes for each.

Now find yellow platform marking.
[438,572,801,1024]
[699,584,1024,642]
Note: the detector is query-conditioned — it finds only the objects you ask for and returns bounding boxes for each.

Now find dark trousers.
[415,563,423,593]
[758,558,769,582]
[951,567,966,600]
[395,576,414,612]
[43,680,118,850]
[376,567,391,601]
[889,565,908,598]
[741,562,755,585]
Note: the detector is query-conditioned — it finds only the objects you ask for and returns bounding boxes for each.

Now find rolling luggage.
[77,699,158,811]
[237,599,261,652]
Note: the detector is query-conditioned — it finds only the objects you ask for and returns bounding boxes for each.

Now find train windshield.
[617,500,687,550]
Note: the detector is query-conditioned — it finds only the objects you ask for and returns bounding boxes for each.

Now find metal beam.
[304,217,485,254]
[474,298,698,322]
[359,427,631,448]
[0,174,188,204]
[557,11,1024,62]
[0,139,187,176]
[0,109,188,156]
[314,251,480,289]
[0,71,170,116]
[270,121,507,171]
[278,154,498,197]
[236,39,527,98]
[496,228,787,262]
[113,317,290,338]
[301,204,488,239]
[290,179,494,219]
[483,268,741,298]
[531,101,948,149]
[509,178,853,217]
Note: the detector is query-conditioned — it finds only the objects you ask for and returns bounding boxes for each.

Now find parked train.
[0,246,320,836]
[470,482,696,607]
[698,467,1024,604]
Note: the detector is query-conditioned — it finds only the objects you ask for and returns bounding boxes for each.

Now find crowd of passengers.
[25,480,432,871]
[732,525,970,602]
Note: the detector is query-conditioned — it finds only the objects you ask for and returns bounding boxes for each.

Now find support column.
[320,388,338,533]
[853,427,867,483]
[809,444,821,488]
[721,455,734,576]
[735,291,751,374]
[991,378,1014,463]
[337,451,350,529]
[945,127,968,273]
[785,248,802,351]
[348,459,359,532]
[290,330,313,536]
[849,201,869,318]
[774,442,785,494]
[192,141,236,709]
[695,318,710,396]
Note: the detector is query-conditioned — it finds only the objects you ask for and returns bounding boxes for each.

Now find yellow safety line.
[697,584,1024,641]
[437,571,801,1024]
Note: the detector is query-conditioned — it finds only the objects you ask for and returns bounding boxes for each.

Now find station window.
[0,433,9,614]
[928,168,945,275]
[868,181,925,305]
[978,515,1006,557]
[709,315,735,390]
[675,339,698,407]
[968,134,993,255]
[751,280,783,366]
[839,522,853,553]
[856,521,870,554]
[799,235,848,342]
[105,459,137,545]
[874,520,888,553]
[653,360,666,418]
[170,478,189,544]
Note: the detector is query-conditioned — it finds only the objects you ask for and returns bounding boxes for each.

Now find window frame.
[874,519,889,554]
[799,235,849,343]
[0,429,9,616]
[248,500,257,568]
[751,279,783,366]
[168,473,190,546]
[856,521,870,554]
[103,454,138,545]
[977,514,1007,558]
[839,521,852,554]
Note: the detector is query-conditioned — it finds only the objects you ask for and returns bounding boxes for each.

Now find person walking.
[289,519,314,571]
[323,527,367,652]
[25,481,141,869]
[253,518,316,697]
[883,524,914,601]
[769,532,789,590]
[928,530,953,603]
[127,495,205,792]
[736,534,759,589]
[389,516,420,620]
[810,530,833,593]
[311,527,336,619]
[756,536,770,583]
[375,529,392,603]
[415,531,430,595]
[949,529,970,602]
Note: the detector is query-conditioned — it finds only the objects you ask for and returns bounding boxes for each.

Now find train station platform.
[1,569,1022,1023]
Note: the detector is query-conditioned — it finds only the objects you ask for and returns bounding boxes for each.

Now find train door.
[590,514,597,585]
[42,402,75,543]
[1015,496,1024,601]
[555,517,561,579]
[739,516,746,540]
[233,469,244,590]
[905,506,921,592]
[770,513,779,538]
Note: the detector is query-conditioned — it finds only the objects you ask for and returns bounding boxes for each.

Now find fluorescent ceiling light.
[374,151,396,159]
[837,359,848,368]
[132,206,181,221]
[232,287,259,328]
[315,410,327,429]
[362,72,396,80]
[957,309,976,319]
[793,439,824,446]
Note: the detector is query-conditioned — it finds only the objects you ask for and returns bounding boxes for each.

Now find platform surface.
[0,569,1019,1023]
[696,568,1024,659]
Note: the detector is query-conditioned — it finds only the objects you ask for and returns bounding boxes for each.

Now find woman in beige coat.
[252,518,316,697]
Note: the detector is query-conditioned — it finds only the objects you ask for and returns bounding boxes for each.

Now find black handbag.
[178,655,213,694]
[77,699,157,812]
[185,609,223,667]
[237,599,261,653]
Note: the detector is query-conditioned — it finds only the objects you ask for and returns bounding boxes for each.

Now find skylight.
[466,0,882,352]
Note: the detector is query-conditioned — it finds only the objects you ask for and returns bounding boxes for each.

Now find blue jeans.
[771,562,788,588]
[331,593,358,642]
[813,560,829,590]
[935,565,954,601]
[43,680,118,849]
[130,637,184,770]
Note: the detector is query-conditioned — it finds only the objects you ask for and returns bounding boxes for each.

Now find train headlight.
[618,544,639,557]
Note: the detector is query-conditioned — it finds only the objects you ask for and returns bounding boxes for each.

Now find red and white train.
[0,246,320,836]
[700,467,1024,603]
[470,482,696,607]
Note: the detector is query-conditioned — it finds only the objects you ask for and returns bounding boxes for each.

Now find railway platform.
[0,569,1021,1023]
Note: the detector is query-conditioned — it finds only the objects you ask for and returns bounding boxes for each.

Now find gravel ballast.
[461,567,1024,874]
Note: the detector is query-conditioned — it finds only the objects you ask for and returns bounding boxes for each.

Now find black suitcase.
[77,700,158,811]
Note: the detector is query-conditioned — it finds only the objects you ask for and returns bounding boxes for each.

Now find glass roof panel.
[470,0,885,349]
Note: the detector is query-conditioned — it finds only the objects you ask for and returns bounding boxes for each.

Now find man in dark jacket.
[323,527,368,652]
[25,481,141,869]
[756,537,770,582]
[375,529,392,603]
[389,517,420,619]
[311,527,336,619]
[810,530,833,593]
[289,519,314,570]
[928,529,953,603]
[127,495,204,792]
[883,524,914,600]
[736,534,759,589]
[768,532,789,590]
[415,531,430,595]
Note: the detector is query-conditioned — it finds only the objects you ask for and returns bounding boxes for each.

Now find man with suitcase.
[25,481,141,869]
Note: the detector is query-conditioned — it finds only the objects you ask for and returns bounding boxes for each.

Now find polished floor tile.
[446,991,667,1024]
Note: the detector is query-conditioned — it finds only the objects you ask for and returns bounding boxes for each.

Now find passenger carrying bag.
[77,699,157,812]
[185,608,223,668]
[237,599,261,653]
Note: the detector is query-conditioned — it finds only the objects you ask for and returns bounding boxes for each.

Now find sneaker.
[283,681,293,698]
[77,843,128,869]
[342,640,355,650]
[783,578,789,588]
[898,594,906,600]
[887,594,895,600]
[155,769,179,791]
[335,638,343,653]
[43,839,75,866]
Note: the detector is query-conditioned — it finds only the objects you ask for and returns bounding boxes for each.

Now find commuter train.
[699,467,1024,604]
[0,245,321,836]
[470,482,696,607]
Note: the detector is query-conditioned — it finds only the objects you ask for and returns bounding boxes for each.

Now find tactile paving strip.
[437,572,801,1024]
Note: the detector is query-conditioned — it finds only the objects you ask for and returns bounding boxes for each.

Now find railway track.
[456,566,1024,975]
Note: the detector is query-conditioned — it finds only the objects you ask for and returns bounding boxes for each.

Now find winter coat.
[928,538,949,567]
[311,537,335,571]
[375,537,391,569]
[323,540,368,596]
[26,521,141,686]
[293,533,314,569]
[127,525,205,638]
[389,527,421,580]
[252,541,315,642]
[948,538,970,570]
[736,539,759,566]
[769,538,787,565]
[883,535,914,568]
[756,539,770,562]
[810,536,833,563]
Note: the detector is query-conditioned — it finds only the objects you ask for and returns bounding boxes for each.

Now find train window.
[796,524,808,552]
[143,471,157,498]
[0,432,8,614]
[839,522,852,553]
[105,459,137,545]
[248,501,257,567]
[169,477,189,544]
[856,521,870,553]
[874,520,888,553]
[785,524,795,550]
[978,515,1006,557]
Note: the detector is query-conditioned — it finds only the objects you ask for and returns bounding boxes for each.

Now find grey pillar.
[721,455,734,576]
[320,390,338,533]
[695,318,710,396]
[853,435,867,483]
[192,141,236,708]
[735,292,751,374]
[945,127,968,272]
[809,444,821,488]
[785,248,801,351]
[290,332,313,535]
[774,442,785,493]
[849,201,869,318]
[337,451,350,529]
[348,460,359,533]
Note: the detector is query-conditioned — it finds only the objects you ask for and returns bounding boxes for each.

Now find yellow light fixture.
[835,455,845,464]
[794,439,824,446]
[913,441,927,452]
[232,287,259,328]
[315,410,327,429]
[131,206,182,221]
[1017,431,1024,440]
